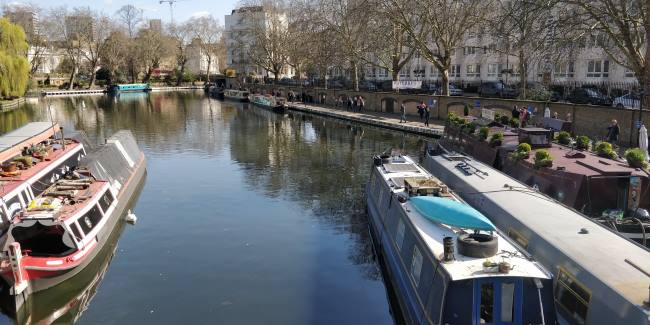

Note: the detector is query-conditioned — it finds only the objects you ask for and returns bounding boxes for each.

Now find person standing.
[424,105,430,127]
[359,97,365,112]
[512,105,520,119]
[347,97,353,110]
[417,103,424,121]
[606,119,620,144]
[399,103,407,123]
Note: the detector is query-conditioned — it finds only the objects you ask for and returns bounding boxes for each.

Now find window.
[625,69,635,78]
[78,204,103,235]
[430,66,439,78]
[507,228,529,249]
[488,64,499,78]
[464,46,477,55]
[451,65,461,78]
[399,68,409,79]
[466,64,481,77]
[555,62,575,78]
[501,282,515,322]
[410,245,423,286]
[587,60,609,78]
[396,219,405,250]
[414,66,425,78]
[555,268,591,324]
[98,191,114,213]
[378,68,388,78]
[367,67,375,78]
[480,283,495,323]
[70,222,83,241]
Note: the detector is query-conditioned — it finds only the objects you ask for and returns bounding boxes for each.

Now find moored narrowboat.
[223,89,250,102]
[250,94,287,113]
[367,153,556,325]
[0,130,146,310]
[108,83,151,93]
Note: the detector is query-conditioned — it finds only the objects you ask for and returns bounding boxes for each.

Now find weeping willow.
[0,18,29,98]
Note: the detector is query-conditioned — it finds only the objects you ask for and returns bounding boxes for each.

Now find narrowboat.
[108,83,151,94]
[223,89,249,102]
[442,121,650,247]
[0,130,146,309]
[1,123,86,233]
[424,143,650,325]
[367,153,556,325]
[250,94,287,113]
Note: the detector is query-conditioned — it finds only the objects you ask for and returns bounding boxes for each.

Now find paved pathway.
[287,102,444,137]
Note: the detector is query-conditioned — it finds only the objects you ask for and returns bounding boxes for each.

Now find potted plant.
[576,136,590,151]
[1,161,17,173]
[509,117,519,128]
[510,143,532,161]
[595,141,618,160]
[557,131,571,145]
[478,127,489,141]
[489,132,504,147]
[624,148,649,170]
[534,149,553,168]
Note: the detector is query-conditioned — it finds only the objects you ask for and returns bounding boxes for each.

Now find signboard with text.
[481,109,495,120]
[392,80,422,90]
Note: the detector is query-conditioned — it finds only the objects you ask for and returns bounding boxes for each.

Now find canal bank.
[287,102,444,137]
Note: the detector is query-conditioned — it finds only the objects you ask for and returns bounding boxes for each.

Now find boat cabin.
[367,155,556,325]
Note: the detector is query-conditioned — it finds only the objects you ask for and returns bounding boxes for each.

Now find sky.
[2,0,239,24]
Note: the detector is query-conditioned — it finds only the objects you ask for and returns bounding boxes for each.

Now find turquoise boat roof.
[410,196,496,231]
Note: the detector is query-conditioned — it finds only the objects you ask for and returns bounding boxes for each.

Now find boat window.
[79,204,103,235]
[70,222,83,241]
[98,190,114,213]
[501,282,515,322]
[480,283,495,323]
[5,194,23,220]
[410,245,423,287]
[0,206,6,223]
[555,268,590,324]
[396,219,405,250]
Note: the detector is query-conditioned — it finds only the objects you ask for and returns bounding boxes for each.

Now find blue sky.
[5,0,239,24]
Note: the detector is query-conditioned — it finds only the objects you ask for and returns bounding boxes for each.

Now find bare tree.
[188,15,223,83]
[382,0,494,95]
[82,12,114,88]
[563,0,649,110]
[44,7,86,90]
[115,4,143,38]
[100,29,129,83]
[237,0,291,83]
[135,27,173,82]
[168,22,194,85]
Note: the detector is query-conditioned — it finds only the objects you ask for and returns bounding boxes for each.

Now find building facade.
[186,38,220,76]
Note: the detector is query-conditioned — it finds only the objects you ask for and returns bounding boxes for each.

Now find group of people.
[511,105,532,127]
[335,95,365,112]
[400,101,432,127]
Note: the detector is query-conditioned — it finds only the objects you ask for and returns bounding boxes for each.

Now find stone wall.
[251,85,648,145]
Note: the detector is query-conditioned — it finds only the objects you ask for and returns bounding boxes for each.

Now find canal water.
[0,92,429,324]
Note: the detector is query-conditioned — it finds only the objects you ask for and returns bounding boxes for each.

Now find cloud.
[190,11,211,18]
[6,1,28,8]
[103,0,113,6]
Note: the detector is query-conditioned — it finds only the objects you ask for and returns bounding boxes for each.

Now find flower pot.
[2,162,17,173]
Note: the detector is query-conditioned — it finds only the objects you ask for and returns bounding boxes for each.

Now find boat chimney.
[443,236,455,262]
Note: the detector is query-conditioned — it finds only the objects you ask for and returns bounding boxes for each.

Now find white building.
[224,6,294,80]
[186,38,220,76]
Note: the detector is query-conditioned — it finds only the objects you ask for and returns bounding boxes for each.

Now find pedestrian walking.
[418,103,424,121]
[359,97,365,112]
[353,96,358,111]
[606,119,620,144]
[424,105,430,127]
[399,103,407,123]
[347,97,353,110]
[512,105,520,119]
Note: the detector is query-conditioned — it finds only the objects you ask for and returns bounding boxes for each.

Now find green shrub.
[595,141,618,160]
[534,149,553,168]
[462,122,477,134]
[509,118,520,128]
[500,115,510,125]
[495,113,501,122]
[479,127,489,141]
[576,136,590,150]
[557,131,571,145]
[517,143,532,154]
[625,148,648,169]
[489,132,504,147]
[447,112,466,126]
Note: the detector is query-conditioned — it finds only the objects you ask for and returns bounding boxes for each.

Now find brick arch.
[447,102,468,117]
[485,104,513,117]
[380,97,397,113]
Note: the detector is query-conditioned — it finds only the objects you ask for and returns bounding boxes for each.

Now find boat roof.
[428,151,650,305]
[0,142,83,198]
[0,122,59,162]
[375,155,550,281]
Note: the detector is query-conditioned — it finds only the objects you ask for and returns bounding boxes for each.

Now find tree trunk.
[518,49,527,99]
[440,68,450,96]
[205,57,212,84]
[88,63,97,89]
[68,66,77,90]
[351,60,359,91]
[176,63,185,86]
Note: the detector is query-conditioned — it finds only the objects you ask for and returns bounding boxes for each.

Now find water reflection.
[0,93,428,324]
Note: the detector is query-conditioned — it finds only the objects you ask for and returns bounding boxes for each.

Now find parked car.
[421,83,439,94]
[477,81,518,98]
[328,80,344,89]
[526,82,561,102]
[359,80,377,91]
[612,93,641,109]
[448,84,464,96]
[566,88,612,106]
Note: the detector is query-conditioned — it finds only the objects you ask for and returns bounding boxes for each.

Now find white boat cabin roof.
[429,152,650,305]
[375,155,550,281]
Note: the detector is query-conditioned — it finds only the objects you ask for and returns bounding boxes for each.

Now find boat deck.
[376,156,549,281]
[0,143,82,197]
[428,152,650,305]
[21,180,108,222]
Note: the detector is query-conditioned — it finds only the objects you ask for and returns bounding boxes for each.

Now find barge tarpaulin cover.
[80,131,141,189]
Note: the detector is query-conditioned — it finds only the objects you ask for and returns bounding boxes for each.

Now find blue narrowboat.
[367,153,556,325]
[108,83,151,93]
